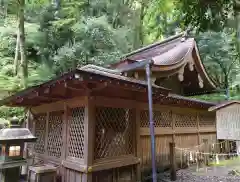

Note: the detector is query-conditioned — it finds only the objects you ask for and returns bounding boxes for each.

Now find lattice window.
[34,114,46,154]
[47,111,63,158]
[175,112,197,127]
[94,107,133,160]
[140,111,148,127]
[199,113,215,127]
[68,107,85,159]
[140,110,172,127]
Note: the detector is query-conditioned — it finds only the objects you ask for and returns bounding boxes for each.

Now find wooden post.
[197,113,200,147]
[169,142,177,181]
[203,139,208,166]
[172,111,175,144]
[196,113,201,168]
[22,109,29,177]
[83,96,96,182]
[61,103,68,182]
[62,103,68,160]
[44,112,49,161]
[135,107,141,182]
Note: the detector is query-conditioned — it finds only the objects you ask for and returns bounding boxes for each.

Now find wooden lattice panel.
[47,111,63,158]
[68,107,85,159]
[199,113,215,127]
[174,112,197,127]
[94,107,133,160]
[140,110,172,127]
[34,114,47,154]
[140,111,148,127]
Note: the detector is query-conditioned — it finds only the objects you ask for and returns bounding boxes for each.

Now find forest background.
[0,0,239,120]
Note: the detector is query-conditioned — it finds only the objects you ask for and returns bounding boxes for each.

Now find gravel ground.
[174,168,240,182]
[152,165,240,182]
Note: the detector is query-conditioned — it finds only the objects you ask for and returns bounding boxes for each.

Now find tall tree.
[18,0,27,87]
[197,30,239,97]
[14,21,20,75]
[177,0,240,60]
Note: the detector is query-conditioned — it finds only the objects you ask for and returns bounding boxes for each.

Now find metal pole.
[145,63,157,182]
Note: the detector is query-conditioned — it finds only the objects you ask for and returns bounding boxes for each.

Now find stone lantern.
[0,117,37,182]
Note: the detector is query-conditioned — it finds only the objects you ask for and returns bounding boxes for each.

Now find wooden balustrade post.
[169,142,177,181]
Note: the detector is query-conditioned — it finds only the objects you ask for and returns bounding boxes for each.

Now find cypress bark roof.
[110,33,216,96]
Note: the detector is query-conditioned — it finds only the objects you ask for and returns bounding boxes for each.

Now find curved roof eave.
[111,37,217,92]
[192,42,216,89]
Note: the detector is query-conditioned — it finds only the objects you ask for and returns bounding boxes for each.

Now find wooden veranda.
[0,65,217,182]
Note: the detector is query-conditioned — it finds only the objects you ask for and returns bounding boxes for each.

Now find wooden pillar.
[203,139,209,165]
[196,112,202,167]
[83,96,96,182]
[44,112,49,159]
[30,110,36,136]
[22,109,30,176]
[62,103,68,160]
[169,142,177,181]
[172,111,175,143]
[135,107,141,182]
[197,113,200,147]
[31,111,36,157]
[61,104,68,182]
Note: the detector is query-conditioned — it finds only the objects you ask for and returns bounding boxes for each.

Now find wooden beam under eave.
[85,78,153,94]
[13,100,42,107]
[64,82,86,91]
[30,90,71,101]
[140,127,216,135]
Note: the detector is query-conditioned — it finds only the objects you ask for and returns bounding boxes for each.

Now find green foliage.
[0,106,24,120]
[176,0,234,32]
[0,0,240,116]
[176,0,240,66]
[0,0,137,119]
[143,0,182,43]
[196,30,239,88]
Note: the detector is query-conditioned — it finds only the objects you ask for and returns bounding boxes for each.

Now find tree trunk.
[224,74,230,100]
[19,0,27,88]
[234,0,240,63]
[139,0,145,46]
[133,0,145,49]
[14,21,20,76]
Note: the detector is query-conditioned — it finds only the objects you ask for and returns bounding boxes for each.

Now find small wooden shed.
[209,101,240,141]
[209,101,240,153]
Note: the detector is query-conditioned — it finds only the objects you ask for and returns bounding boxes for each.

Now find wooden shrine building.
[0,33,218,182]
